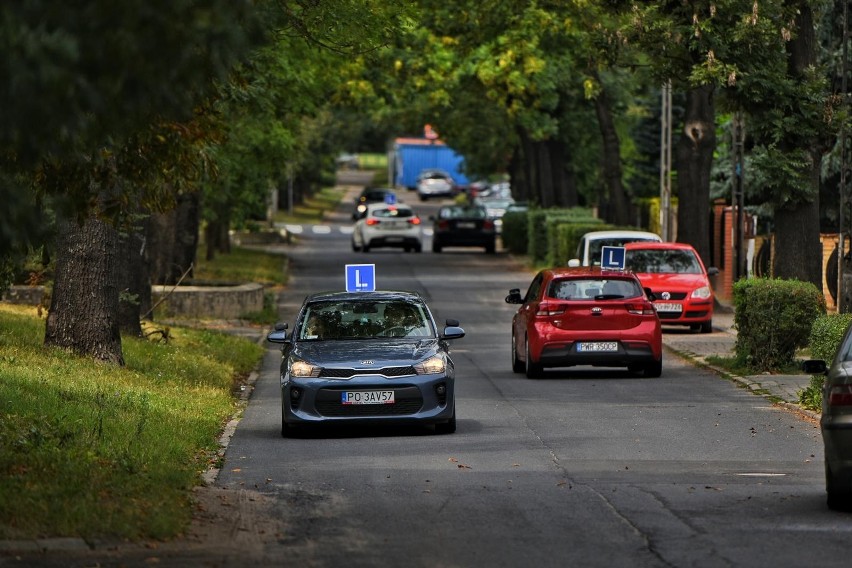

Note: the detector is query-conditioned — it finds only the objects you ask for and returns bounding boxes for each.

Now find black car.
[352,187,397,220]
[430,204,496,253]
[266,291,465,437]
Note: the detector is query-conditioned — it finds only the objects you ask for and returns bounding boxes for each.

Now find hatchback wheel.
[432,242,442,253]
[525,336,542,379]
[351,239,359,252]
[700,320,713,334]
[826,462,852,511]
[511,331,524,373]
[435,409,457,434]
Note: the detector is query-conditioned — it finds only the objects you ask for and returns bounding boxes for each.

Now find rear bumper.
[433,233,496,247]
[537,341,659,368]
[367,236,421,248]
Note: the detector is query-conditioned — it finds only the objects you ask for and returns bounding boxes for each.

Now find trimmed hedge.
[527,208,599,263]
[808,313,852,363]
[733,278,826,371]
[501,211,528,254]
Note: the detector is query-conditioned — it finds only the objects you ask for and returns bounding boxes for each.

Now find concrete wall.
[151,283,265,319]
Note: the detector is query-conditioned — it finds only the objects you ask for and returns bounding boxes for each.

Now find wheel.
[485,243,495,254]
[404,246,411,252]
[414,243,422,253]
[435,409,456,434]
[362,243,370,252]
[432,242,442,253]
[826,462,852,511]
[700,320,713,334]
[643,358,663,378]
[525,336,542,379]
[351,239,359,252]
[281,404,292,438]
[511,331,524,373]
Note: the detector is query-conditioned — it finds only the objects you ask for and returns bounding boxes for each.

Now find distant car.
[430,204,497,253]
[803,334,852,510]
[416,169,455,200]
[336,153,360,170]
[624,242,718,334]
[572,230,662,267]
[506,266,663,378]
[266,290,465,436]
[352,187,397,220]
[352,202,423,253]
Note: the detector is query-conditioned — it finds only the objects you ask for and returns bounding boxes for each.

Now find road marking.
[312,225,332,234]
[734,472,787,477]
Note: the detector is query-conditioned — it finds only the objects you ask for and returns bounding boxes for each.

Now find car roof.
[623,241,697,251]
[303,290,427,304]
[539,266,640,280]
[581,230,662,240]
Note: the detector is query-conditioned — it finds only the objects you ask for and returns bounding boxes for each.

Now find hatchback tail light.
[626,302,657,315]
[536,302,566,316]
[408,217,422,226]
[438,220,449,230]
[365,218,380,226]
[827,385,852,406]
[484,219,495,230]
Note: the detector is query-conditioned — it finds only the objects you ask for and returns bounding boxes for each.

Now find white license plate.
[577,342,618,352]
[457,222,476,229]
[654,302,683,313]
[341,390,395,405]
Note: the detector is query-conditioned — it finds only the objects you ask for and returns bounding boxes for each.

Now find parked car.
[352,202,423,253]
[430,204,497,253]
[352,187,397,220]
[266,290,465,436]
[506,266,663,378]
[416,169,455,200]
[803,338,852,510]
[572,230,662,267]
[624,242,718,334]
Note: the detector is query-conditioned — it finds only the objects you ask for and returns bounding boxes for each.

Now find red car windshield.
[626,250,702,274]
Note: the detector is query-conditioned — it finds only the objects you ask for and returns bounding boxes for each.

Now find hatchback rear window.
[373,207,413,218]
[548,278,641,300]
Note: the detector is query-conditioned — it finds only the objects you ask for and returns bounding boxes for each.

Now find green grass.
[194,246,288,286]
[273,186,347,224]
[0,303,263,540]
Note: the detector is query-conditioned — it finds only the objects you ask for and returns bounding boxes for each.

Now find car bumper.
[655,300,713,325]
[537,340,659,368]
[433,233,496,247]
[366,235,422,248]
[282,375,455,426]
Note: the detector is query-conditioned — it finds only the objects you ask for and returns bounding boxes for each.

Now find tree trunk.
[149,191,200,285]
[45,215,124,365]
[117,216,152,335]
[675,83,715,265]
[772,2,822,289]
[593,81,630,226]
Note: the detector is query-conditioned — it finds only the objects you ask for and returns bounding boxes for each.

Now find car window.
[300,300,434,340]
[372,207,413,219]
[440,207,486,219]
[524,274,544,303]
[548,278,641,300]
[626,249,702,274]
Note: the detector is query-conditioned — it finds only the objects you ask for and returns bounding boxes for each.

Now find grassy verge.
[194,245,288,287]
[273,186,347,224]
[0,303,263,540]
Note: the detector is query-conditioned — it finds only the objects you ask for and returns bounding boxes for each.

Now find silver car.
[267,291,465,437]
[803,335,852,510]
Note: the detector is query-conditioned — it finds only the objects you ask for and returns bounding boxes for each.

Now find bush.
[501,211,529,254]
[526,208,600,264]
[733,278,826,371]
[808,313,852,363]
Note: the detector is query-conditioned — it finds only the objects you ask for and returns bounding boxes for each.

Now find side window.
[524,275,544,303]
[576,238,586,262]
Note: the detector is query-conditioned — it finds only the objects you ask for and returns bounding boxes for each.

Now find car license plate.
[341,391,395,405]
[457,222,476,229]
[577,342,618,352]
[654,302,683,313]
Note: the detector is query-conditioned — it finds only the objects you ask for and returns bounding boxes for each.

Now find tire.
[435,409,457,434]
[644,358,663,378]
[362,242,370,252]
[432,242,442,253]
[414,243,423,253]
[511,331,525,373]
[404,246,411,253]
[351,239,359,252]
[485,243,495,254]
[281,404,292,438]
[525,336,542,379]
[700,320,713,334]
[826,462,852,511]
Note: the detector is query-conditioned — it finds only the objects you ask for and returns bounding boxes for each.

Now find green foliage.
[193,246,287,286]
[808,313,852,363]
[0,304,263,540]
[501,211,529,254]
[733,278,826,371]
[798,375,824,412]
[526,208,600,264]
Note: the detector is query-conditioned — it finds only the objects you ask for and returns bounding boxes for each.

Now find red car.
[624,242,718,334]
[506,267,663,378]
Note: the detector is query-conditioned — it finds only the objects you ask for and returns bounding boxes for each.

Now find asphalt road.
[212,192,845,568]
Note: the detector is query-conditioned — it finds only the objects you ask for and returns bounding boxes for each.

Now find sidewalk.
[662,303,819,421]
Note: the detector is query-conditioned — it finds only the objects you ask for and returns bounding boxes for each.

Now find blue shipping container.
[393,140,469,190]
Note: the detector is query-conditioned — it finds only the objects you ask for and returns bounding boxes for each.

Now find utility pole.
[839,0,851,313]
[659,81,673,241]
[731,114,746,281]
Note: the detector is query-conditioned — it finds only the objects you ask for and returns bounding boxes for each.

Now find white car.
[571,230,662,266]
[416,169,455,201]
[352,202,423,253]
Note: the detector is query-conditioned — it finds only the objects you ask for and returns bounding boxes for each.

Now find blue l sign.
[345,264,376,292]
[600,246,626,270]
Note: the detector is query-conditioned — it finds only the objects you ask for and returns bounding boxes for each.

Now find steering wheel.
[377,326,409,337]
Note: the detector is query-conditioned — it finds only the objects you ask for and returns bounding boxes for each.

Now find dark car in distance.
[267,291,465,436]
[430,204,496,253]
[352,187,397,220]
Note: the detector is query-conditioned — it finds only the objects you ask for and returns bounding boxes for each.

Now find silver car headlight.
[290,359,321,378]
[691,286,712,300]
[414,355,445,375]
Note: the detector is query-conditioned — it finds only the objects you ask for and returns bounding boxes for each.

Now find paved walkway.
[662,303,819,420]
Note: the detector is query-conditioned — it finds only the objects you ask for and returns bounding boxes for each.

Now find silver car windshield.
[299,300,434,340]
